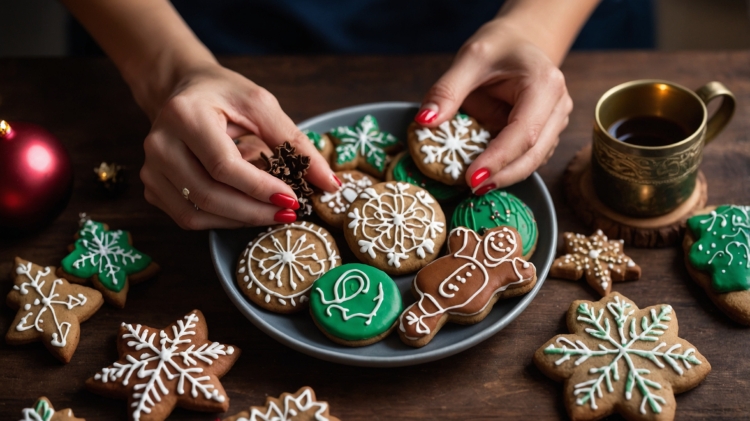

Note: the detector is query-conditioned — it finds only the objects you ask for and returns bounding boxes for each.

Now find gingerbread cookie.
[684,205,750,324]
[223,387,340,421]
[386,151,465,201]
[407,113,490,186]
[551,230,641,296]
[7,257,103,363]
[345,181,446,275]
[311,170,378,228]
[310,263,403,346]
[58,217,159,308]
[398,226,536,347]
[238,222,340,313]
[86,310,240,421]
[302,129,334,163]
[451,190,538,258]
[329,114,402,178]
[19,397,84,421]
[534,293,711,421]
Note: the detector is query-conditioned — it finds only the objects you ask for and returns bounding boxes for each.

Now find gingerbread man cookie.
[86,310,240,421]
[551,230,641,296]
[6,257,103,363]
[311,170,378,228]
[238,222,340,313]
[345,181,446,275]
[398,226,537,347]
[223,387,340,421]
[684,205,750,324]
[329,114,402,178]
[534,293,711,421]
[19,397,84,421]
[407,113,490,185]
[58,217,159,308]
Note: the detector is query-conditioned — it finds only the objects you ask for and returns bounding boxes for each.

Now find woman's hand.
[139,64,340,230]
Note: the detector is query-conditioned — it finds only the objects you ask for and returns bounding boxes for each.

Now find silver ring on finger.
[182,187,190,200]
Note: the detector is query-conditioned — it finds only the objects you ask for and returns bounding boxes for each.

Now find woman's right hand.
[139,64,340,230]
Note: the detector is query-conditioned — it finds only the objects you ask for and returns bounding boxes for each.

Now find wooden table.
[1,51,749,420]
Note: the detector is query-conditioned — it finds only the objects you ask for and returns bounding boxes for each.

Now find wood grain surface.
[1,52,749,420]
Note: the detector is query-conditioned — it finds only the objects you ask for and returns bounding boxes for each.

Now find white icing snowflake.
[239,222,340,307]
[70,220,144,287]
[92,312,235,421]
[416,114,489,180]
[347,182,444,268]
[238,388,331,421]
[320,172,374,214]
[13,261,88,348]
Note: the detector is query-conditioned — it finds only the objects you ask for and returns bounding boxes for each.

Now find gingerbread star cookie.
[86,310,240,421]
[311,170,379,228]
[223,387,340,421]
[329,114,402,178]
[534,293,711,421]
[551,230,641,296]
[398,226,536,347]
[58,217,159,308]
[6,257,103,363]
[238,222,341,313]
[407,113,490,185]
[19,397,84,421]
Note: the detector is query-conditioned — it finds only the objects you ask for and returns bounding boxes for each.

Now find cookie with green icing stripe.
[310,263,403,346]
[684,204,750,325]
[58,217,159,308]
[19,397,84,421]
[386,151,466,201]
[302,129,333,163]
[329,114,402,178]
[451,190,538,258]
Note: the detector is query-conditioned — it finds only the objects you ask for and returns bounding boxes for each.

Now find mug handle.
[695,81,735,145]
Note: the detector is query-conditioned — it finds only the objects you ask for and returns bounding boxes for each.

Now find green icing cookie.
[61,220,152,292]
[391,153,464,201]
[687,205,750,293]
[330,114,399,172]
[451,190,537,256]
[310,263,402,342]
[302,129,326,151]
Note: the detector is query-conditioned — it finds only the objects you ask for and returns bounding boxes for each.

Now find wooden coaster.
[564,145,707,248]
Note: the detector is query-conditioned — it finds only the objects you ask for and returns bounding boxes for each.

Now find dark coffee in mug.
[608,115,690,147]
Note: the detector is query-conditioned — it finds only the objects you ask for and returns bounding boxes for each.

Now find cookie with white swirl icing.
[311,170,379,228]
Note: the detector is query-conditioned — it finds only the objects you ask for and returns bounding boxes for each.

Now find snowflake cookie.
[684,205,750,324]
[344,181,446,275]
[59,217,160,308]
[329,114,402,178]
[19,397,84,421]
[407,113,490,186]
[6,257,103,363]
[86,310,240,421]
[386,151,466,201]
[534,293,711,421]
[223,387,340,421]
[550,230,641,296]
[398,226,536,347]
[238,222,340,313]
[311,170,379,228]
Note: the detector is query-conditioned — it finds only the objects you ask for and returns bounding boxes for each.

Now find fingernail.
[415,104,438,124]
[332,173,342,188]
[274,209,297,224]
[270,193,299,210]
[470,168,491,188]
[474,183,496,196]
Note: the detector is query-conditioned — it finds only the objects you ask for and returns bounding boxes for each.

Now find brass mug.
[592,79,735,217]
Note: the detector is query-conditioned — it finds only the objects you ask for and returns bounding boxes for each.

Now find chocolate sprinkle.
[261,141,314,217]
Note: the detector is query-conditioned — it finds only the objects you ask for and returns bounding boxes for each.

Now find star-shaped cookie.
[329,114,401,177]
[19,397,84,421]
[6,257,103,363]
[551,230,641,296]
[223,387,340,421]
[86,310,240,421]
[534,293,711,421]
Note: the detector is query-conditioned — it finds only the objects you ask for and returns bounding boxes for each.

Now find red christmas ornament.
[0,120,73,232]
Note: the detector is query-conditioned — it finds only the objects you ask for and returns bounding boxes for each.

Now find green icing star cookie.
[687,205,750,293]
[329,114,401,177]
[451,190,537,257]
[389,152,464,201]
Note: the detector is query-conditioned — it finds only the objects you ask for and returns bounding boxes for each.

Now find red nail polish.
[470,168,491,188]
[415,109,437,125]
[270,193,299,210]
[332,174,342,187]
[274,209,297,224]
[474,183,496,196]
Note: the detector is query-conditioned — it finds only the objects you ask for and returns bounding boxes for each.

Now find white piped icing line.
[71,219,143,286]
[415,114,489,180]
[319,172,374,214]
[236,388,330,421]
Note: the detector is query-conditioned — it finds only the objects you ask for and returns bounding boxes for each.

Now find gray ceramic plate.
[209,102,557,367]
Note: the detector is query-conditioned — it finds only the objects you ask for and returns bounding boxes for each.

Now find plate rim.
[209,101,558,367]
